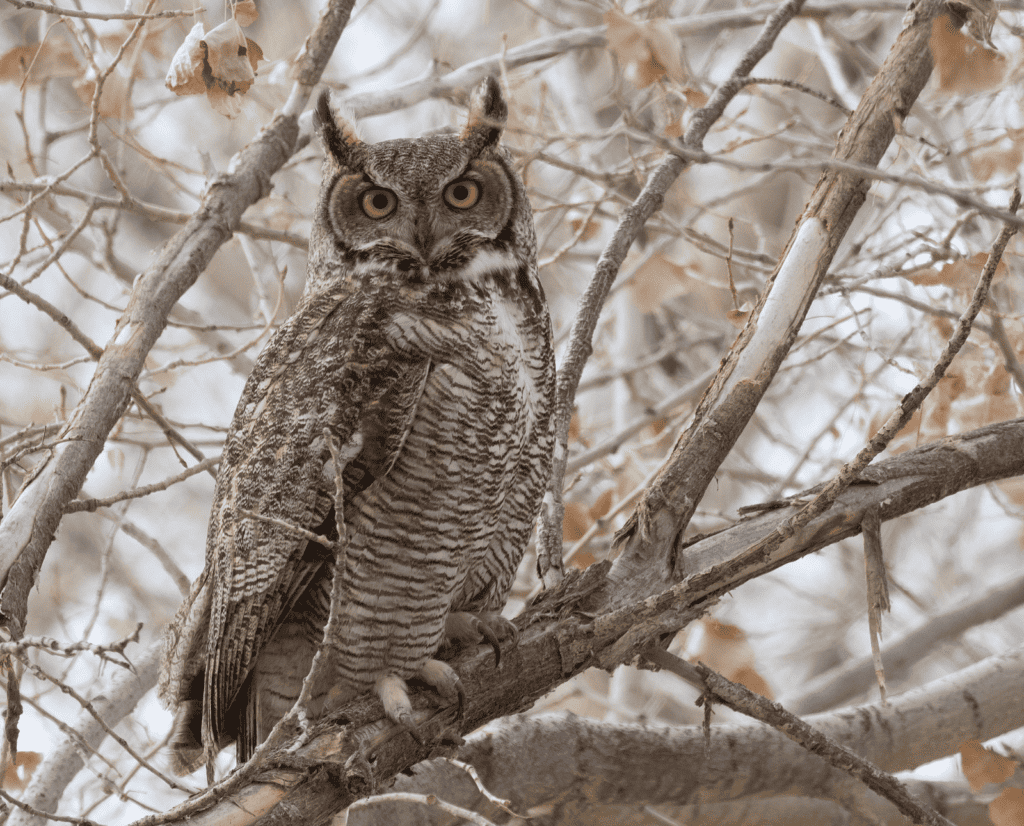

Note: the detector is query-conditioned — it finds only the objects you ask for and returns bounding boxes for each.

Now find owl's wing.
[195,288,432,758]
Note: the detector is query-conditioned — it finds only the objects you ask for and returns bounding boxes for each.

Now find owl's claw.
[444,611,519,667]
[375,660,465,744]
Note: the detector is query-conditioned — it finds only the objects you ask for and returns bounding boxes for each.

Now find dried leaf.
[731,666,775,700]
[234,0,259,26]
[2,751,42,792]
[569,549,597,570]
[726,304,751,328]
[998,479,1024,512]
[909,253,1006,292]
[961,740,1017,790]
[702,618,746,643]
[930,14,1006,94]
[165,22,207,96]
[691,618,757,681]
[568,410,582,443]
[588,489,614,521]
[165,19,263,118]
[207,83,245,118]
[682,86,709,108]
[605,9,685,88]
[629,254,689,312]
[204,19,255,84]
[971,143,1023,181]
[563,502,590,542]
[0,41,80,84]
[990,789,1024,826]
[75,67,134,119]
[569,218,601,242]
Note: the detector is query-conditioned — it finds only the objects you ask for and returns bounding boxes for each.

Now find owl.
[159,76,555,777]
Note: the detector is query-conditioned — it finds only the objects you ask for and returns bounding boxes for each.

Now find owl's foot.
[443,611,519,667]
[375,660,465,743]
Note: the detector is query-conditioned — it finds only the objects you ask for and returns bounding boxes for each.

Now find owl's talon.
[478,623,502,667]
[401,718,426,745]
[443,611,519,667]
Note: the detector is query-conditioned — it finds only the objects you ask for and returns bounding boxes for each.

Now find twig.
[64,457,218,513]
[444,758,524,819]
[349,792,502,826]
[4,0,199,19]
[0,626,140,665]
[236,509,333,550]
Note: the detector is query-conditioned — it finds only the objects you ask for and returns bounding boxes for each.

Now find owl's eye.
[443,180,480,210]
[361,188,397,219]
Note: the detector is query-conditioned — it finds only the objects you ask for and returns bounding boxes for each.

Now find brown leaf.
[731,666,775,700]
[702,618,746,642]
[563,502,591,542]
[682,86,708,108]
[165,22,207,96]
[3,751,42,791]
[0,41,80,84]
[909,253,1005,292]
[629,254,689,312]
[605,9,685,88]
[568,410,582,444]
[568,549,597,570]
[691,618,763,688]
[726,304,751,328]
[961,740,1017,790]
[234,0,259,26]
[75,68,134,119]
[990,788,1024,826]
[971,143,1023,181]
[998,478,1024,509]
[204,19,255,85]
[588,489,614,522]
[569,218,601,242]
[165,20,263,118]
[930,14,1006,94]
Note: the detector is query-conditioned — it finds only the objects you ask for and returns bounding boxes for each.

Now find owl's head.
[308,77,537,300]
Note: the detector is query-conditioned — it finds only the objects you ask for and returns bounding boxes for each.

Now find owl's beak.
[413,213,434,257]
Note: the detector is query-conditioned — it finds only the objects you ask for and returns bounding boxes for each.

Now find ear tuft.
[313,89,364,168]
[461,76,508,154]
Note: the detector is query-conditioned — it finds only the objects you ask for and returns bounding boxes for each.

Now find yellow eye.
[443,180,480,210]
[361,188,397,219]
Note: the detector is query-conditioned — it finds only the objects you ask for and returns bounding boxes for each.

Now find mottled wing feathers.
[194,285,430,752]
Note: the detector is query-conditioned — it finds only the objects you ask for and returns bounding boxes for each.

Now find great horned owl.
[159,77,555,776]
